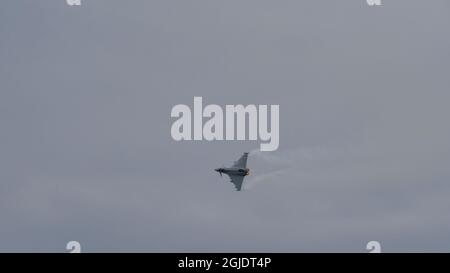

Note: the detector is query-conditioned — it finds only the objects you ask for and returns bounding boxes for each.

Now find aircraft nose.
[214,168,220,172]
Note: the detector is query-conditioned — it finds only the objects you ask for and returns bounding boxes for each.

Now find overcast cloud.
[1,0,450,252]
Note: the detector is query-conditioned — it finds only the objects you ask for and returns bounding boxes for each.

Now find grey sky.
[1,0,450,252]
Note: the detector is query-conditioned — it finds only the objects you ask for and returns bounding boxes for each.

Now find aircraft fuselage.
[215,167,249,176]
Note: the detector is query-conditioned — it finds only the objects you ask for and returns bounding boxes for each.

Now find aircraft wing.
[232,152,249,168]
[227,174,245,191]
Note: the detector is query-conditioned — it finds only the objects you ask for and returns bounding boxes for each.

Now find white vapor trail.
[244,146,331,189]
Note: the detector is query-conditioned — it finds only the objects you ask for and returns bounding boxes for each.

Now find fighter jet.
[215,152,249,191]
